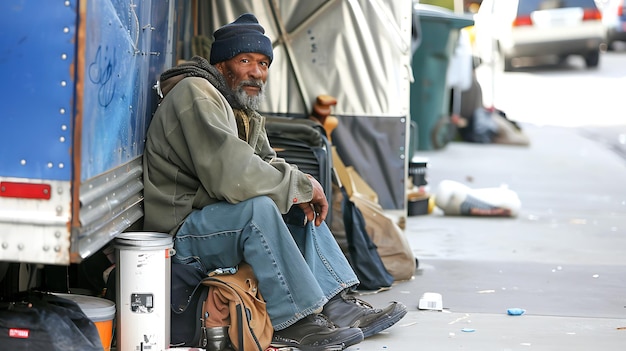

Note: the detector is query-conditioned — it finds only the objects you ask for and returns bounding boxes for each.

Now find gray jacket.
[142,73,312,234]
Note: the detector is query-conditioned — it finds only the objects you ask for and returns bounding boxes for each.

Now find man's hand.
[298,175,328,226]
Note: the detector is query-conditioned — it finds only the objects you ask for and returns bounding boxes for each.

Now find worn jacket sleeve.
[175,78,312,212]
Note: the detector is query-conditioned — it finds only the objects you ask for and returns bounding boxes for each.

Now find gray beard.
[234,81,266,110]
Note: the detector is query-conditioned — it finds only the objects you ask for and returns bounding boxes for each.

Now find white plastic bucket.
[55,293,116,351]
[115,232,174,351]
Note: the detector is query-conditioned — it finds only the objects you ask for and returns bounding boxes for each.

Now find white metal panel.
[0,179,72,264]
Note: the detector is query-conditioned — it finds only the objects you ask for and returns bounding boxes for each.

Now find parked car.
[473,0,606,70]
[598,0,626,49]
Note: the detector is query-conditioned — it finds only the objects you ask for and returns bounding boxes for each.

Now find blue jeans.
[172,196,359,330]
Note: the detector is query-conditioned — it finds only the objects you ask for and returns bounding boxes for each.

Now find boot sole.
[271,328,364,351]
[360,302,408,338]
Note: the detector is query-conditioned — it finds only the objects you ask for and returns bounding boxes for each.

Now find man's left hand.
[298,175,328,226]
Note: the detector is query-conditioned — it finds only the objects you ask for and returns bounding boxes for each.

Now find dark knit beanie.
[209,13,273,65]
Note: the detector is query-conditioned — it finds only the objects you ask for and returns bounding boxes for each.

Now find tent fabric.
[182,0,412,210]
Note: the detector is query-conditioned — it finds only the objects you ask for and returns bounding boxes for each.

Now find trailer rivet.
[55,231,62,238]
[60,136,66,143]
[17,243,24,250]
[60,108,66,114]
[20,159,26,166]
[64,1,70,7]
[54,246,61,252]
[63,27,70,34]
[58,163,64,169]
[60,80,67,87]
[1,242,8,249]
[61,53,68,60]
[43,245,50,252]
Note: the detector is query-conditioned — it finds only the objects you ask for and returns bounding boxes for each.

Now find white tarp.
[181,0,412,210]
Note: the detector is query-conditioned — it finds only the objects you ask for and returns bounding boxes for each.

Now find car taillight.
[582,8,602,20]
[513,15,533,26]
[619,1,624,16]
[0,181,52,200]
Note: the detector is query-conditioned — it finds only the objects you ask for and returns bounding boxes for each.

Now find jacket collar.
[158,55,245,110]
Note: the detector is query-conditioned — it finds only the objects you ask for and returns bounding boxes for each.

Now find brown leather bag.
[202,263,273,351]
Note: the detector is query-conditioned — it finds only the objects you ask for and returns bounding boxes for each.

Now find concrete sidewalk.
[355,123,626,350]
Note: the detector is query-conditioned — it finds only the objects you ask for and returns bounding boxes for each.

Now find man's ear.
[214,61,226,75]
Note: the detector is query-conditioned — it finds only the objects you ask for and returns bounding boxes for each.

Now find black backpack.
[0,291,103,351]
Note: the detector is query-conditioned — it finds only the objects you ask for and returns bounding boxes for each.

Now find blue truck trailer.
[1,0,413,298]
[0,0,176,266]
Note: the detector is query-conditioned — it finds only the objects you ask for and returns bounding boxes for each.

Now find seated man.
[143,13,407,351]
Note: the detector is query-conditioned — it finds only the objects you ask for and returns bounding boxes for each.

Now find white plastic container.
[115,232,174,351]
[418,292,443,311]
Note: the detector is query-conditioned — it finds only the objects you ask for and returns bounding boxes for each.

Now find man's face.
[215,52,270,110]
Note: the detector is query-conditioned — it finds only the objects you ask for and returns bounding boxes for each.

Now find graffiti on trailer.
[88,45,117,107]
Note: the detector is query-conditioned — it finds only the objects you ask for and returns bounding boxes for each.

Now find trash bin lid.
[413,4,474,29]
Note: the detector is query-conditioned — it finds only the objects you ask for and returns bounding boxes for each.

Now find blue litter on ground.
[507,308,526,316]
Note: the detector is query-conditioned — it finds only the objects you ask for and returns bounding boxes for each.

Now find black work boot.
[271,313,364,351]
[322,290,408,338]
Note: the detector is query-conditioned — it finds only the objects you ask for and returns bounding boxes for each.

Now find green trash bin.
[410,4,473,153]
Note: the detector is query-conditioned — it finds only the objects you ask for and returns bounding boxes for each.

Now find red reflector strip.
[513,15,533,26]
[0,181,51,200]
[582,9,602,20]
[9,328,30,338]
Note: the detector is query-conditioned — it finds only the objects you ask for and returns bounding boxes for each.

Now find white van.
[473,0,606,70]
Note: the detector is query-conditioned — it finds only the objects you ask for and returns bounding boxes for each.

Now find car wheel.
[606,41,615,51]
[430,115,455,150]
[584,50,600,68]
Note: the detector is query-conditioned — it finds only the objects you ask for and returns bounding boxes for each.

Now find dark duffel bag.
[170,262,207,347]
[0,291,103,351]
